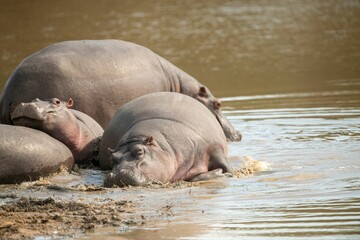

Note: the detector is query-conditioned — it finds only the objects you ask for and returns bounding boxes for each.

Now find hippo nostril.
[119,168,137,179]
[237,131,242,141]
[137,160,148,170]
[104,172,115,187]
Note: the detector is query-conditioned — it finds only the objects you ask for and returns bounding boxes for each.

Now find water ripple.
[221,90,360,102]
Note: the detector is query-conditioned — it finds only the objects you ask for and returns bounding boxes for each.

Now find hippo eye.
[132,147,144,158]
[137,148,144,156]
[52,99,61,106]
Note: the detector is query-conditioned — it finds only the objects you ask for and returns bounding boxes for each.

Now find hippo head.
[195,86,242,141]
[11,98,76,140]
[104,136,174,187]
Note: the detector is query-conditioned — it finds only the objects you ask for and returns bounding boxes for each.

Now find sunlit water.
[1,0,360,239]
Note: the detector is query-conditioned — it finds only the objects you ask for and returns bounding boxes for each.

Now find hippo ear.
[66,98,74,108]
[214,100,221,110]
[146,136,154,145]
[198,86,207,97]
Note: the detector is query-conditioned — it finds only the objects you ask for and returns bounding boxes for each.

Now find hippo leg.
[189,169,226,182]
[208,147,234,174]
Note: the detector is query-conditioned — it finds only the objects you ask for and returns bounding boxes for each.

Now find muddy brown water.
[1,0,360,239]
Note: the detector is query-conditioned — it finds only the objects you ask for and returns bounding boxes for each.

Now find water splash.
[234,156,270,178]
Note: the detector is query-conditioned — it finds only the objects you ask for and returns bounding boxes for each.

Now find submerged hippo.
[0,39,241,141]
[0,124,74,184]
[99,92,233,187]
[11,98,103,164]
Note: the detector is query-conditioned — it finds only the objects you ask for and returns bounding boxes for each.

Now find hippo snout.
[11,102,45,122]
[104,167,148,187]
[229,130,242,142]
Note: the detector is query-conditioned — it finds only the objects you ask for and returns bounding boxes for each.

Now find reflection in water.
[221,90,360,103]
[1,0,360,239]
[203,198,360,238]
[221,90,360,110]
[228,107,360,120]
[76,223,207,240]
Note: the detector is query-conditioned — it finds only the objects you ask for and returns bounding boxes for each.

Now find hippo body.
[0,40,241,141]
[11,98,104,164]
[0,124,74,184]
[99,92,233,187]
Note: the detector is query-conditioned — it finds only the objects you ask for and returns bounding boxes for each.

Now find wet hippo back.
[0,40,174,128]
[99,92,227,170]
[0,124,74,184]
[0,40,241,141]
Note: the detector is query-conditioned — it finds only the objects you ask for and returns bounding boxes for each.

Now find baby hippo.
[11,98,104,164]
[99,92,233,187]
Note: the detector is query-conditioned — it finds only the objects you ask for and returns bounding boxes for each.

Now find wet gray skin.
[100,92,233,187]
[0,40,241,141]
[11,98,103,164]
[0,124,74,184]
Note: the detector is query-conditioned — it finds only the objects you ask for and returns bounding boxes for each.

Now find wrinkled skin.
[0,124,74,184]
[99,92,234,187]
[0,40,241,141]
[11,98,103,164]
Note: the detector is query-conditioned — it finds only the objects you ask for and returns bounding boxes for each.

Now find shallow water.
[1,0,360,239]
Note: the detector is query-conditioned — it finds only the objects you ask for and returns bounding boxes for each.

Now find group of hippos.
[0,40,242,187]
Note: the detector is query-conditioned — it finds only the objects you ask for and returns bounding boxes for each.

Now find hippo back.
[0,40,174,128]
[0,124,74,184]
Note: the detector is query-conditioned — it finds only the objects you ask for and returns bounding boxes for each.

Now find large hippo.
[99,92,233,187]
[0,124,74,184]
[0,39,241,141]
[11,98,104,164]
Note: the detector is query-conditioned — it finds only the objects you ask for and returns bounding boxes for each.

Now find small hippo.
[11,98,104,164]
[0,39,241,141]
[0,124,74,184]
[99,92,233,187]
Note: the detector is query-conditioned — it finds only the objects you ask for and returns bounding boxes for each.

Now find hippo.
[11,98,104,164]
[99,92,233,187]
[0,39,241,141]
[0,124,74,184]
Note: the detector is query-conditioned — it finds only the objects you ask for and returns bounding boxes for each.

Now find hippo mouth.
[103,167,149,187]
[11,117,44,129]
[11,113,45,128]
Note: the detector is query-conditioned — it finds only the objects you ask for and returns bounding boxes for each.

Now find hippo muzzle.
[215,110,242,141]
[11,101,47,124]
[104,167,148,187]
